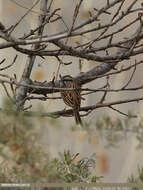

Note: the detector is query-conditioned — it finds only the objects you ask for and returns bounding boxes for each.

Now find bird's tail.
[74,109,82,126]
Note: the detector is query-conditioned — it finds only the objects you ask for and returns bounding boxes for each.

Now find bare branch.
[24,96,143,119]
[109,106,137,118]
[9,0,40,34]
[0,0,143,122]
[15,0,49,110]
[0,55,17,71]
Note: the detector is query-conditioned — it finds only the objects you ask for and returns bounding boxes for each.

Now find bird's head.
[60,75,73,87]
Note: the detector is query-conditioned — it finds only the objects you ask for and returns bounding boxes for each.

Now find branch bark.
[15,0,49,109]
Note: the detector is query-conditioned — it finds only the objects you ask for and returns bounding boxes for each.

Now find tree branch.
[15,0,49,109]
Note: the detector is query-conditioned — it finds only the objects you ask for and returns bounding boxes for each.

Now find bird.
[60,75,82,125]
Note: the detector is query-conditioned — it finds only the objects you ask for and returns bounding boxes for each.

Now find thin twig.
[9,0,40,34]
[121,60,137,89]
[109,105,137,118]
[0,55,17,71]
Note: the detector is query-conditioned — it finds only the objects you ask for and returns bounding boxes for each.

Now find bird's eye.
[63,81,66,85]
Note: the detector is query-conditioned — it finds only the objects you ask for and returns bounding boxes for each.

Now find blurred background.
[0,0,143,183]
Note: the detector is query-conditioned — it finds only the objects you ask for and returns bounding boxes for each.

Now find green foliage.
[95,114,143,149]
[56,151,100,183]
[68,112,143,149]
[0,99,99,187]
[96,114,125,148]
[128,167,143,190]
[2,98,143,189]
[0,100,49,183]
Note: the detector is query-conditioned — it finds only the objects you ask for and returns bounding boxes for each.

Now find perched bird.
[60,75,82,125]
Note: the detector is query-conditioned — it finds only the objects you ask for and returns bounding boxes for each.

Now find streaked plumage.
[61,75,82,125]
